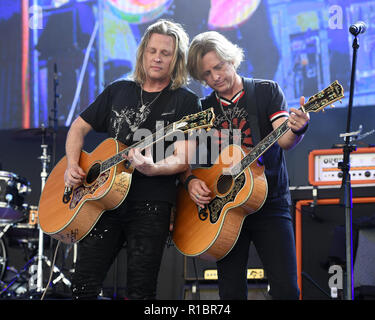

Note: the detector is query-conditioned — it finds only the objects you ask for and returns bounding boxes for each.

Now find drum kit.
[0,128,74,299]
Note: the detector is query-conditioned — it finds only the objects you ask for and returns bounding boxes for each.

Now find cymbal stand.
[31,129,71,297]
[34,132,49,293]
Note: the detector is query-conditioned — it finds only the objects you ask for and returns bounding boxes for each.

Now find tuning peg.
[339,100,342,104]
[322,109,325,112]
[206,128,211,132]
[330,104,335,108]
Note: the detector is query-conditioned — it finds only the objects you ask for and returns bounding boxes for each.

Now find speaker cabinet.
[295,197,375,300]
[183,243,265,281]
[182,243,267,300]
[183,282,268,300]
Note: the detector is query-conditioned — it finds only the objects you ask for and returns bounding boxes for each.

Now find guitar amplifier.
[308,147,375,186]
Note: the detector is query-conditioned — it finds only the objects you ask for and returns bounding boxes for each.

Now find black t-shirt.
[201,78,292,207]
[80,79,201,205]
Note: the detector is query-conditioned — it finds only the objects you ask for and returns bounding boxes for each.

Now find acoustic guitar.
[38,108,215,244]
[173,81,344,261]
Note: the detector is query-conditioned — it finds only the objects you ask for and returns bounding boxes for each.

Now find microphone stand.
[337,33,360,300]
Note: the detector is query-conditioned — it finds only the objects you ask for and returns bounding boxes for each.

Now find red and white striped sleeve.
[269,110,289,123]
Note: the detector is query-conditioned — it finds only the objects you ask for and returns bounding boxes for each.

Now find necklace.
[140,87,163,109]
[216,89,244,135]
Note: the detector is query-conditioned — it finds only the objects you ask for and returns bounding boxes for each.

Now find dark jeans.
[71,200,171,300]
[217,203,300,300]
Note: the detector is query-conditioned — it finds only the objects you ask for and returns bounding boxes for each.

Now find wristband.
[184,175,198,191]
[291,123,309,136]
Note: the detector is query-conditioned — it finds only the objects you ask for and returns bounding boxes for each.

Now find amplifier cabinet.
[294,197,375,299]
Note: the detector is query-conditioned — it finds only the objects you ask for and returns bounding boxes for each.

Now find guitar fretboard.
[97,108,216,173]
[100,122,175,172]
[230,119,290,177]
[229,81,342,178]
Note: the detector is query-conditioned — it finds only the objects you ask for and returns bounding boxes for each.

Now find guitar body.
[173,144,268,261]
[38,138,132,244]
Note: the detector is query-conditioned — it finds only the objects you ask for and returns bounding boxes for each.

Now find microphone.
[349,21,367,36]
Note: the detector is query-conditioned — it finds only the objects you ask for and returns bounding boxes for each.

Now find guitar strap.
[242,77,261,146]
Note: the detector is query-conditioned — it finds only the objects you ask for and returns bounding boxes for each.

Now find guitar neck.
[98,108,216,173]
[100,122,175,172]
[223,81,344,178]
[231,117,291,177]
[231,94,321,177]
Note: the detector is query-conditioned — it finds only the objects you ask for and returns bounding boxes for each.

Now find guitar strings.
[99,110,210,173]
[100,121,176,173]
[228,93,330,179]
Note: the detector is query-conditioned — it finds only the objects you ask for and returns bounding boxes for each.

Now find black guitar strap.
[242,77,261,146]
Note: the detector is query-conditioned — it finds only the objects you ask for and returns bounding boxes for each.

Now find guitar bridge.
[198,205,208,221]
[62,186,72,204]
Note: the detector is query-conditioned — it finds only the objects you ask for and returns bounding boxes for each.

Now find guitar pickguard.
[207,173,246,223]
[69,171,110,209]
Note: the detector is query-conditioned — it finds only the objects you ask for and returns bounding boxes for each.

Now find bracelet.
[184,175,198,191]
[291,122,309,136]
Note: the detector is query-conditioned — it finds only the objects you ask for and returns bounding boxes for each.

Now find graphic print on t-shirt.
[111,104,152,143]
[214,106,254,148]
[213,91,254,150]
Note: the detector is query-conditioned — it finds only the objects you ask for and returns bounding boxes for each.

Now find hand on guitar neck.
[277,96,310,150]
[122,147,157,176]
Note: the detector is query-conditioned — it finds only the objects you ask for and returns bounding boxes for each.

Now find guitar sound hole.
[86,163,101,184]
[217,175,233,194]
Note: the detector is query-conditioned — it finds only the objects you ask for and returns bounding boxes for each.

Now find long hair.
[187,31,244,84]
[132,19,189,90]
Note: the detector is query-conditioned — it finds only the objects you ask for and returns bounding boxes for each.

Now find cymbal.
[12,127,56,140]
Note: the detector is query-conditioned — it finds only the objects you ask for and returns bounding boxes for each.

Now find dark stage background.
[0,0,375,300]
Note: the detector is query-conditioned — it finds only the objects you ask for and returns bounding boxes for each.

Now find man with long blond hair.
[183,31,309,299]
[64,19,200,299]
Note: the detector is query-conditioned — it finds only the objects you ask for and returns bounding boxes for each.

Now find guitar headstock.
[174,108,216,132]
[304,80,344,113]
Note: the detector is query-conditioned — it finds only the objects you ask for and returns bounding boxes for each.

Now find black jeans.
[217,203,300,300]
[71,200,171,300]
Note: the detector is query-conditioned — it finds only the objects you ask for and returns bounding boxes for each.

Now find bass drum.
[0,171,31,223]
